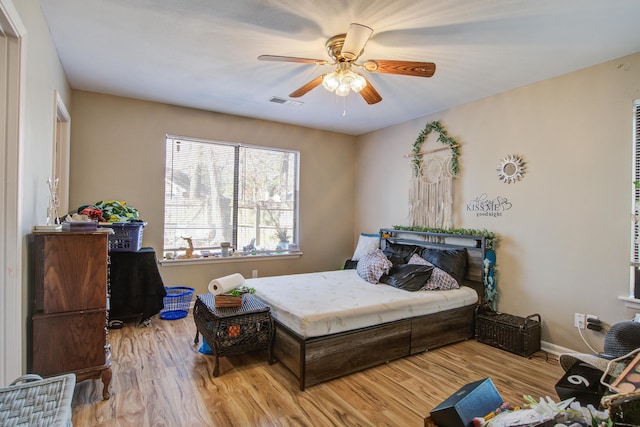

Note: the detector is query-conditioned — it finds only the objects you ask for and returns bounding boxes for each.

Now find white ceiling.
[40,0,640,136]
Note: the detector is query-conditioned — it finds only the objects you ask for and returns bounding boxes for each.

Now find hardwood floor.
[72,313,564,426]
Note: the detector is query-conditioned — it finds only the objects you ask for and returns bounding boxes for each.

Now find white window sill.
[619,296,640,309]
[159,251,302,267]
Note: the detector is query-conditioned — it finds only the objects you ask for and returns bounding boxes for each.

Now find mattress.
[247,269,478,338]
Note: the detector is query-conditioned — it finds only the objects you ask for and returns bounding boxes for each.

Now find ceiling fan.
[258,23,436,105]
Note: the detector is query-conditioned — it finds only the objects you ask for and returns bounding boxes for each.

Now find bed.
[247,228,488,390]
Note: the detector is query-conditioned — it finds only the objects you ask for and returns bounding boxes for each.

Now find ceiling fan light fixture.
[322,73,340,91]
[351,73,367,93]
[335,83,351,97]
[341,23,373,61]
[341,71,356,86]
[322,69,367,96]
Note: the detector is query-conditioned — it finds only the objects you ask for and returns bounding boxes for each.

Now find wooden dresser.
[32,229,113,399]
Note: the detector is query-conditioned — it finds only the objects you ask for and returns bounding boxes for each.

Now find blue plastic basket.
[160,286,195,320]
[99,222,146,252]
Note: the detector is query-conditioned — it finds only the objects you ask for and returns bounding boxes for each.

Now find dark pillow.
[420,248,468,286]
[379,264,434,291]
[343,259,358,270]
[382,241,421,266]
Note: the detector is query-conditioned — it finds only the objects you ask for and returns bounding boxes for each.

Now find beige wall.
[15,0,72,221]
[69,91,356,294]
[31,2,638,355]
[355,52,640,352]
[10,0,71,379]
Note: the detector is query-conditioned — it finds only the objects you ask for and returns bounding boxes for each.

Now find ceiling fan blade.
[289,75,325,98]
[341,23,373,61]
[363,60,436,77]
[258,55,328,65]
[358,79,382,105]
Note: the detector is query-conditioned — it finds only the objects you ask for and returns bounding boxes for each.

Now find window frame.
[632,100,640,297]
[162,134,301,264]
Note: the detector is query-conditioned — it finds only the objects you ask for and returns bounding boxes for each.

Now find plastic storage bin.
[160,286,195,320]
[100,221,146,252]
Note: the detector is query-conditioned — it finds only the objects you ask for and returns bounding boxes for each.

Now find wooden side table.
[193,293,274,377]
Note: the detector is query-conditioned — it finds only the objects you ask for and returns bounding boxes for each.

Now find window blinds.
[164,136,299,255]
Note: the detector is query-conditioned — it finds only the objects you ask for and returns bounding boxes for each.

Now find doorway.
[0,0,25,385]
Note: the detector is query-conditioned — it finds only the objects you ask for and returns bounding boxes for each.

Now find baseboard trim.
[541,340,576,357]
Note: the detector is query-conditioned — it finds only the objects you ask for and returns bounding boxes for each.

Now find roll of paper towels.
[208,273,245,295]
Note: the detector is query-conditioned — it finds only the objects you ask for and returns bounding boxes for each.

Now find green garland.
[392,225,498,249]
[412,121,461,176]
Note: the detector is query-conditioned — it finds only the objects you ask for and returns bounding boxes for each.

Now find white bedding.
[246,269,478,339]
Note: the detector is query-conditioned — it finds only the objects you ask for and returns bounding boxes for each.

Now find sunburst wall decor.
[497,155,526,184]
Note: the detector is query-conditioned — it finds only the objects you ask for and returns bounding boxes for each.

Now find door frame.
[0,0,26,385]
[53,90,70,215]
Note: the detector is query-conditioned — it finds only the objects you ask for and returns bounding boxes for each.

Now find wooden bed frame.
[272,229,488,390]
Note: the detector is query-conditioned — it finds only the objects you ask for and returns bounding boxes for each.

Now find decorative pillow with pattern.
[408,254,460,290]
[357,249,393,284]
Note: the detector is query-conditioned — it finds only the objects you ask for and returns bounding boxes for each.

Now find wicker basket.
[0,374,75,427]
[602,390,640,426]
[475,307,541,357]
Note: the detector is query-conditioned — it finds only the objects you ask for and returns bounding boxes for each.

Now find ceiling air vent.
[269,97,303,107]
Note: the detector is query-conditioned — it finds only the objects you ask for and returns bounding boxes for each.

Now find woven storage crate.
[160,286,195,320]
[0,373,75,427]
[214,294,243,308]
[475,308,541,357]
[99,221,146,252]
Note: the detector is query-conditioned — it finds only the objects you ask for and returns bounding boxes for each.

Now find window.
[164,135,299,259]
[633,100,640,297]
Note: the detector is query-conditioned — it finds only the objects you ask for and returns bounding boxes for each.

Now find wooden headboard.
[379,228,487,298]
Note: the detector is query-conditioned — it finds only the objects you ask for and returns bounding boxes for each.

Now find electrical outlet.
[574,312,585,329]
[586,314,602,331]
[252,269,258,278]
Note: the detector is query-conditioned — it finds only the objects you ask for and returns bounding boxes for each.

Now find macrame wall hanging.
[407,121,461,229]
